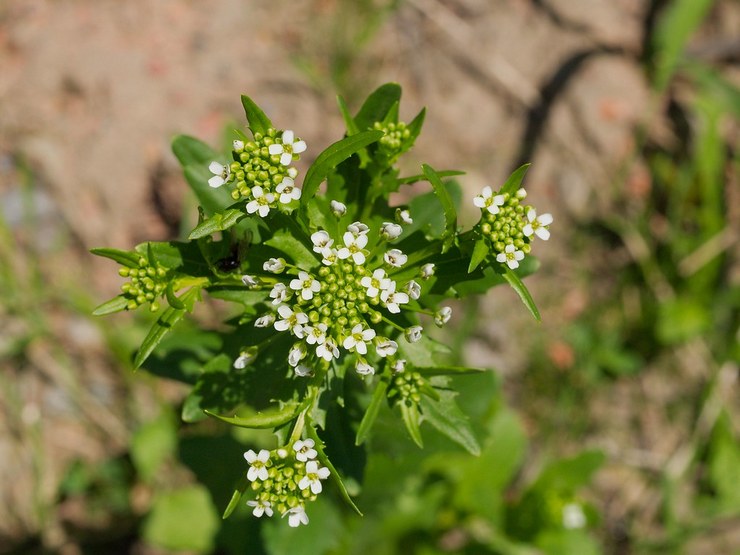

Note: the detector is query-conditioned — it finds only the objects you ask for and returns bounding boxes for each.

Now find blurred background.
[0,0,738,554]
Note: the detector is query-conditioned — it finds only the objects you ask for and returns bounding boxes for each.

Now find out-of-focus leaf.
[422,164,457,253]
[354,83,402,130]
[173,135,234,216]
[503,266,541,321]
[708,411,740,511]
[534,450,605,493]
[188,208,244,240]
[356,376,390,446]
[131,412,177,483]
[221,469,249,519]
[204,401,302,429]
[396,170,465,186]
[656,297,710,345]
[420,389,480,455]
[499,163,531,196]
[414,366,486,376]
[337,95,360,135]
[240,94,273,136]
[261,495,343,555]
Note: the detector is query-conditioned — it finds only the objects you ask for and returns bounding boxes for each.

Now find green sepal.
[354,83,402,130]
[222,469,250,519]
[468,239,489,273]
[422,164,457,253]
[90,247,142,268]
[240,95,273,136]
[92,295,130,316]
[499,163,531,196]
[204,402,302,429]
[503,266,541,321]
[400,401,424,448]
[355,375,390,446]
[188,208,245,240]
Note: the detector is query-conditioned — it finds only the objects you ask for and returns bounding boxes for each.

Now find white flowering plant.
[92,84,552,527]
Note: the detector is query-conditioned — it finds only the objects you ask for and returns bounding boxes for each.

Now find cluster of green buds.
[473,186,553,270]
[388,369,426,408]
[117,256,168,311]
[243,439,330,527]
[373,120,412,164]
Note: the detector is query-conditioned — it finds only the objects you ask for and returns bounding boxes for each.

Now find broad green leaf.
[503,266,541,321]
[240,94,273,136]
[300,130,384,202]
[420,389,480,455]
[399,335,452,368]
[337,95,360,135]
[414,365,486,376]
[354,83,402,130]
[265,230,319,270]
[400,402,424,448]
[90,247,142,267]
[499,163,531,196]
[92,295,129,316]
[355,376,390,446]
[205,287,267,307]
[204,402,301,429]
[134,287,200,369]
[468,239,489,273]
[222,469,249,519]
[188,208,244,240]
[135,241,210,275]
[172,135,233,215]
[422,164,457,253]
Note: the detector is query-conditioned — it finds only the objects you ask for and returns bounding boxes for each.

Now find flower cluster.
[473,186,553,269]
[117,256,168,312]
[243,438,329,527]
[373,120,412,164]
[388,369,425,408]
[208,128,306,218]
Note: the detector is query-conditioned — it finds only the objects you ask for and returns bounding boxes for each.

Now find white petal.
[507,259,519,269]
[208,175,225,188]
[282,130,294,144]
[209,161,224,174]
[268,144,283,155]
[527,208,537,223]
[535,227,551,240]
[496,253,507,263]
[352,251,366,265]
[523,224,534,237]
[292,140,307,154]
[280,152,292,166]
[538,213,554,226]
[473,196,486,208]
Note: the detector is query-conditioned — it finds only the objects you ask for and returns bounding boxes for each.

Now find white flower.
[356,359,375,376]
[288,343,307,367]
[516,187,527,199]
[293,439,317,462]
[241,274,260,288]
[298,460,331,495]
[246,186,275,218]
[404,280,421,300]
[376,338,398,358]
[269,283,290,305]
[380,283,409,314]
[404,325,423,343]
[330,200,347,217]
[347,221,369,236]
[320,247,338,266]
[244,449,270,481]
[289,271,321,301]
[523,209,553,240]
[342,324,376,355]
[396,208,413,225]
[287,167,298,179]
[295,364,313,377]
[233,139,245,152]
[286,505,309,527]
[247,499,273,518]
[304,322,328,345]
[311,230,333,253]
[360,268,392,298]
[316,337,340,361]
[208,161,230,188]
[337,231,368,265]
[268,130,307,166]
[562,503,587,529]
[234,348,257,369]
[274,305,308,337]
[473,186,505,214]
[434,306,452,327]
[276,177,302,204]
[420,263,435,280]
[263,257,286,274]
[391,359,406,373]
[380,222,403,240]
[254,314,275,328]
[384,248,407,268]
[496,244,524,269]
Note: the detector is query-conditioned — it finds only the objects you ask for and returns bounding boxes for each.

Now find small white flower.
[268,129,307,166]
[384,248,407,268]
[496,244,524,269]
[434,306,452,327]
[286,505,309,527]
[562,503,587,529]
[295,364,313,377]
[288,343,307,367]
[289,271,322,301]
[276,177,302,204]
[404,325,423,343]
[376,338,398,358]
[316,337,340,361]
[420,263,435,280]
[404,280,421,300]
[342,323,376,355]
[311,230,334,253]
[241,274,260,288]
[254,314,275,328]
[263,257,286,274]
[380,222,403,240]
[473,186,505,215]
[396,208,413,225]
[246,186,275,218]
[337,231,368,265]
[304,322,328,345]
[330,200,347,217]
[247,499,273,518]
[298,460,331,495]
[233,139,245,152]
[293,438,317,462]
[233,348,257,369]
[380,283,409,314]
[208,161,230,188]
[269,283,290,305]
[360,268,392,298]
[347,221,369,236]
[321,247,338,266]
[244,449,270,482]
[356,359,375,376]
[522,209,553,241]
[287,167,298,179]
[276,448,289,459]
[391,359,406,373]
[274,305,308,337]
[516,187,527,199]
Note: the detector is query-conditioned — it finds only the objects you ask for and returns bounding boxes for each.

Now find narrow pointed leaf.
[240,95,272,136]
[468,239,489,273]
[354,83,402,130]
[396,169,464,186]
[337,95,360,135]
[400,402,424,448]
[204,402,301,429]
[92,295,130,316]
[90,247,142,268]
[503,266,541,321]
[406,107,426,143]
[188,208,244,240]
[222,469,250,519]
[422,164,457,253]
[420,390,481,455]
[499,163,531,196]
[355,377,390,446]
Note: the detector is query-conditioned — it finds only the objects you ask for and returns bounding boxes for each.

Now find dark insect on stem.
[216,231,252,272]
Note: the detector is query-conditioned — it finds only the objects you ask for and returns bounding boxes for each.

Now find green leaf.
[90,247,142,267]
[468,239,489,273]
[422,164,457,253]
[131,412,177,483]
[300,130,384,203]
[337,95,360,135]
[499,163,531,196]
[354,83,402,130]
[414,366,486,376]
[503,266,541,321]
[172,135,233,216]
[135,241,210,275]
[396,169,465,186]
[240,94,273,136]
[204,402,301,429]
[420,389,481,455]
[534,450,606,493]
[172,134,216,166]
[92,295,129,316]
[188,208,244,240]
[406,106,426,143]
[355,376,390,446]
[222,469,250,519]
[400,402,424,448]
[134,287,200,369]
[264,230,319,270]
[261,495,343,555]
[399,335,452,368]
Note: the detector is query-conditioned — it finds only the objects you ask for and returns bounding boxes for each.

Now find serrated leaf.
[502,267,541,321]
[354,83,402,130]
[90,247,142,267]
[422,164,457,253]
[400,402,424,448]
[92,295,130,316]
[204,402,301,429]
[240,95,272,136]
[468,239,489,273]
[355,377,390,446]
[420,390,480,455]
[300,131,384,203]
[499,163,531,196]
[188,208,244,240]
[222,469,250,519]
